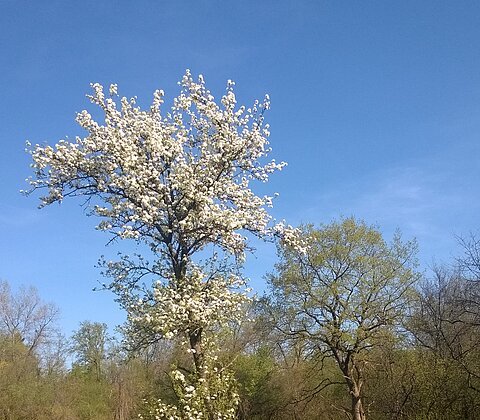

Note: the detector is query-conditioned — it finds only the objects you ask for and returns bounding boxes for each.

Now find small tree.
[268,218,419,420]
[457,233,480,281]
[71,321,109,380]
[0,280,59,357]
[0,281,66,418]
[27,71,291,418]
[411,265,480,396]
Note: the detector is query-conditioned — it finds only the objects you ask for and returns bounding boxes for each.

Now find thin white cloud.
[299,161,479,265]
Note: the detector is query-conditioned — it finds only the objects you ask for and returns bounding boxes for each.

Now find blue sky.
[1,0,480,335]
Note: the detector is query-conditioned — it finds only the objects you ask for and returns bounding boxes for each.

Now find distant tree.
[106,353,153,420]
[458,233,480,281]
[390,264,480,420]
[0,280,60,357]
[71,321,110,380]
[268,218,419,420]
[27,71,294,418]
[0,281,67,419]
[411,267,476,357]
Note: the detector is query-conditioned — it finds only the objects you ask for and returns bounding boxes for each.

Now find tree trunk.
[188,328,215,420]
[351,392,366,420]
[189,328,205,378]
[340,357,366,420]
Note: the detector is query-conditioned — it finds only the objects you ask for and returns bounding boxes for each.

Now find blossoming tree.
[27,71,292,418]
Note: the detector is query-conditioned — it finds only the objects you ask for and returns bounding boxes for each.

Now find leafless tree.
[0,280,60,356]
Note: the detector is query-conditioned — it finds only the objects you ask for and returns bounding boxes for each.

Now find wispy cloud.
[300,161,479,265]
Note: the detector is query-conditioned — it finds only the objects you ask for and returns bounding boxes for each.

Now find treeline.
[2,219,480,419]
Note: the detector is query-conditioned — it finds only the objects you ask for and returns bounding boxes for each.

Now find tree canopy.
[268,218,420,420]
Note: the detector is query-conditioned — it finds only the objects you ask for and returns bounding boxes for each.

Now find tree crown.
[27,71,287,265]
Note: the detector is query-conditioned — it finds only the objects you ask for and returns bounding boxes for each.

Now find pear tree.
[27,71,294,418]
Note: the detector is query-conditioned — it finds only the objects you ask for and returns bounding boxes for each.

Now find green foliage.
[70,321,109,381]
[139,336,240,420]
[268,218,420,420]
[234,347,280,418]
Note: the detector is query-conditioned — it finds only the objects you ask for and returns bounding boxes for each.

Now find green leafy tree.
[71,321,110,381]
[268,218,419,420]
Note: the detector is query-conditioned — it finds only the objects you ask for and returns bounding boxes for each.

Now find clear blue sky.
[1,0,480,335]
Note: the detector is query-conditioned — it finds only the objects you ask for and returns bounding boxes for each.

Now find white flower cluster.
[127,265,250,340]
[28,70,287,258]
[139,342,239,420]
[275,222,308,254]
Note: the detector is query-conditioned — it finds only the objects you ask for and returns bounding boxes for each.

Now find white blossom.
[28,70,287,259]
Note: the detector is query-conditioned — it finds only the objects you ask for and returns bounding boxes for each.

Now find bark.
[189,328,205,378]
[341,360,367,420]
[351,393,366,420]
